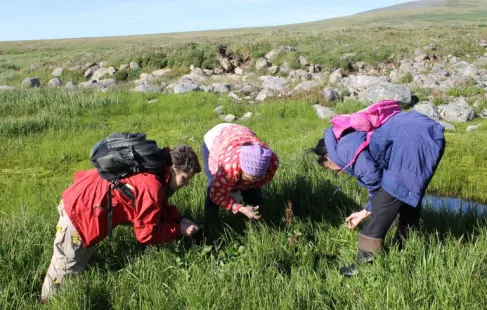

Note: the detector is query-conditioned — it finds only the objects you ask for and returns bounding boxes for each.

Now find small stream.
[423,195,487,216]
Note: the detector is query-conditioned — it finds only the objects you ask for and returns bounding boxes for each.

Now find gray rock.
[323,88,341,101]
[228,91,240,100]
[265,46,294,61]
[0,85,14,90]
[180,74,207,84]
[79,80,103,89]
[152,69,171,77]
[466,124,482,132]
[98,79,117,88]
[99,61,108,67]
[191,68,206,77]
[213,83,231,94]
[293,81,318,92]
[132,84,162,93]
[201,85,214,93]
[438,120,456,130]
[52,67,64,77]
[219,57,233,72]
[312,104,335,119]
[256,88,275,102]
[239,83,257,95]
[309,64,322,73]
[92,67,108,81]
[84,66,99,78]
[262,77,287,92]
[148,99,158,104]
[311,73,328,81]
[299,55,309,67]
[129,62,140,69]
[213,105,224,114]
[203,69,214,76]
[360,83,412,107]
[69,65,82,71]
[280,62,291,74]
[120,64,130,70]
[441,98,475,122]
[234,67,244,75]
[107,66,118,75]
[21,77,40,87]
[329,69,343,85]
[240,112,252,121]
[342,75,389,91]
[389,69,401,83]
[65,81,77,89]
[48,78,63,87]
[480,109,487,118]
[289,69,311,81]
[224,114,236,123]
[255,58,270,70]
[214,68,224,75]
[84,62,96,69]
[174,82,199,94]
[268,66,279,75]
[413,102,440,120]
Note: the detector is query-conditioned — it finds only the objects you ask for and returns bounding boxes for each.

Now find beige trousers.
[41,202,95,299]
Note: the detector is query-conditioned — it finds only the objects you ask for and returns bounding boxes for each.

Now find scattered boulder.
[52,67,64,77]
[329,69,343,85]
[79,80,103,89]
[213,83,231,94]
[234,67,244,75]
[255,58,270,70]
[132,84,162,93]
[262,76,287,92]
[224,114,236,123]
[191,68,206,77]
[342,75,389,91]
[174,82,199,94]
[293,81,318,92]
[240,112,252,121]
[268,66,279,75]
[256,88,275,102]
[280,62,291,74]
[213,105,224,114]
[84,66,99,78]
[219,57,233,72]
[413,102,440,120]
[313,105,335,119]
[69,65,82,71]
[48,78,63,87]
[98,79,117,88]
[120,64,130,70]
[360,83,412,107]
[99,61,108,67]
[107,66,118,75]
[323,88,341,101]
[21,77,40,87]
[84,62,97,69]
[65,81,77,89]
[228,91,240,100]
[466,124,482,132]
[129,62,140,69]
[299,55,309,67]
[201,85,214,93]
[441,98,476,122]
[214,68,224,75]
[203,69,214,76]
[265,46,294,61]
[152,69,171,77]
[92,67,108,81]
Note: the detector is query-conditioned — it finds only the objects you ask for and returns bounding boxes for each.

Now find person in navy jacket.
[312,111,445,276]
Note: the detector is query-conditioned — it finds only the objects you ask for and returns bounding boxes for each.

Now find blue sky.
[0,0,410,41]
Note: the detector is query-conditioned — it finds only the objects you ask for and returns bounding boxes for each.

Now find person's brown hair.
[170,144,202,174]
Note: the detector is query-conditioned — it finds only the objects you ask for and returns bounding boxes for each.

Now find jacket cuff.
[231,203,242,214]
[365,201,373,212]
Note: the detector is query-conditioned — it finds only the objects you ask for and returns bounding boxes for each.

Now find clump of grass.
[399,72,413,83]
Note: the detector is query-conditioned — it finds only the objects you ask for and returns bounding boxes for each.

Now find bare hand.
[345,210,371,229]
[180,218,200,236]
[238,205,261,220]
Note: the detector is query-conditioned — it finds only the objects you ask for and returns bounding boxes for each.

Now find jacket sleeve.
[209,162,240,211]
[133,181,182,245]
[337,135,382,212]
[353,150,382,212]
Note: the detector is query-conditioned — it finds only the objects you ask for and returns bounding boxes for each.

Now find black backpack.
[90,132,167,239]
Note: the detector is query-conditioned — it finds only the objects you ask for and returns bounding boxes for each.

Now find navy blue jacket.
[325,111,445,211]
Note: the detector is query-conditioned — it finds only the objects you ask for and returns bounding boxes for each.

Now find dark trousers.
[359,188,422,253]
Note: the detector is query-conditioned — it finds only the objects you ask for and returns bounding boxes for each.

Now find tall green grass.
[1,90,487,309]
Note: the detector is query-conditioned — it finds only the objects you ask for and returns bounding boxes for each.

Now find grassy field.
[1,89,487,309]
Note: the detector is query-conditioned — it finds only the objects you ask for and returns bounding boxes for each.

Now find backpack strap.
[106,180,136,240]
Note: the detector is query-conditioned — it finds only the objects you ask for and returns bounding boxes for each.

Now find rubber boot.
[340,233,383,277]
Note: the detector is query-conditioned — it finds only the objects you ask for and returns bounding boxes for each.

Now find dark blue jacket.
[324,111,445,211]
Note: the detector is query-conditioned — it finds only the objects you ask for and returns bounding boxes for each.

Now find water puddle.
[423,195,487,216]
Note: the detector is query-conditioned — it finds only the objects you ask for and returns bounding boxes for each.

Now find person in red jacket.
[202,124,279,227]
[41,145,201,301]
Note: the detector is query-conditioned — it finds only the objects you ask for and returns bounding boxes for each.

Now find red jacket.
[62,167,182,248]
